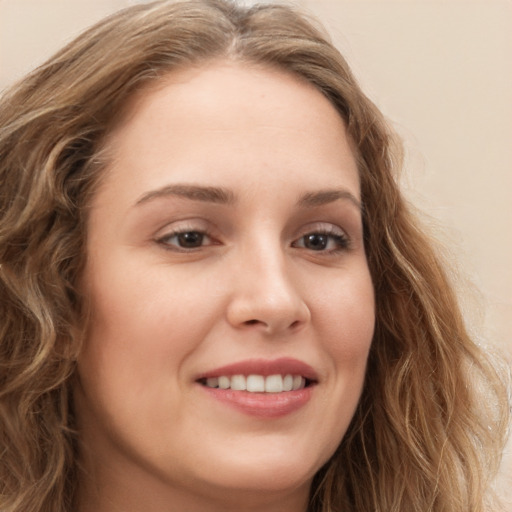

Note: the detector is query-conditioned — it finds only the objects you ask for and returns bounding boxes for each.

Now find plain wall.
[1,0,510,505]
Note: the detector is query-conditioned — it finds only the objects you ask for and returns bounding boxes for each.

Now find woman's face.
[76,61,375,510]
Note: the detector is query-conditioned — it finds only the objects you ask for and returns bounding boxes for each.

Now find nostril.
[241,318,303,332]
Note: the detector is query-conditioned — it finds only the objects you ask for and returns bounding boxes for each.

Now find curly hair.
[0,1,509,511]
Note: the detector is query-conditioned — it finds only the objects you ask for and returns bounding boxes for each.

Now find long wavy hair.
[0,1,509,511]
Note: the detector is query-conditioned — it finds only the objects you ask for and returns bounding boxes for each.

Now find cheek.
[86,253,220,342]
[317,267,375,358]
[293,268,374,465]
[314,266,374,417]
[77,260,224,403]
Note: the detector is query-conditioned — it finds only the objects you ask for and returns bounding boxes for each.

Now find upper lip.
[196,357,318,382]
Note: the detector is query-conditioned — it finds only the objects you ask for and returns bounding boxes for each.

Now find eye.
[293,229,349,252]
[157,230,214,250]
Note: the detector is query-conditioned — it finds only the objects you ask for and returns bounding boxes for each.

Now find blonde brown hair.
[0,1,509,511]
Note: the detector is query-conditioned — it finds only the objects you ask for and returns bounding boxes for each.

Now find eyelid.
[154,218,210,237]
[154,219,219,251]
[295,222,349,239]
[153,219,352,254]
[292,222,351,251]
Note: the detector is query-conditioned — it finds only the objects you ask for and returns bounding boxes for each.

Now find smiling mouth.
[196,359,318,417]
[197,374,314,393]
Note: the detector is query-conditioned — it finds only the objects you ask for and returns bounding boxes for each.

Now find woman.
[0,1,508,511]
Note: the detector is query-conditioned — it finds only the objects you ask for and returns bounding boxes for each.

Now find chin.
[188,442,328,496]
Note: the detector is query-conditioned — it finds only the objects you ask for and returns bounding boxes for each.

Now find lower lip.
[200,385,314,418]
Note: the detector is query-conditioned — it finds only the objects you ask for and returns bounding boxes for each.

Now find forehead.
[98,59,359,205]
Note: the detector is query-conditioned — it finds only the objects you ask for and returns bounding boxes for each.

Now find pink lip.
[196,357,317,418]
[196,357,318,381]
[201,387,314,418]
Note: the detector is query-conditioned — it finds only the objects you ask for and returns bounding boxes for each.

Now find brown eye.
[302,233,329,251]
[176,231,204,248]
[293,229,349,252]
[159,230,212,250]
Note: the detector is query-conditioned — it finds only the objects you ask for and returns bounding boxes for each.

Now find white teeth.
[218,376,230,389]
[293,375,304,390]
[283,374,294,391]
[230,374,246,391]
[203,373,308,392]
[265,374,283,393]
[206,377,218,388]
[246,375,265,392]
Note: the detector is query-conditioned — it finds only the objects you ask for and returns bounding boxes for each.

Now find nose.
[226,248,311,335]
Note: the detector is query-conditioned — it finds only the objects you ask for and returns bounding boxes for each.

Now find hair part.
[0,1,509,511]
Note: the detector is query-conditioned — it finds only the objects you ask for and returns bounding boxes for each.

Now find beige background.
[1,0,510,505]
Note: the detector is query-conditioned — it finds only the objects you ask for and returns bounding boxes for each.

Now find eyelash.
[291,227,350,253]
[156,228,216,252]
[156,226,350,254]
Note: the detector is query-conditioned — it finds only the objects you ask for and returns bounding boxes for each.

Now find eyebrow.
[135,184,235,206]
[297,189,362,211]
[135,183,361,211]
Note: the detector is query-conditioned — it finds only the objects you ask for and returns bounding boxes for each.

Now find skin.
[75,60,375,512]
